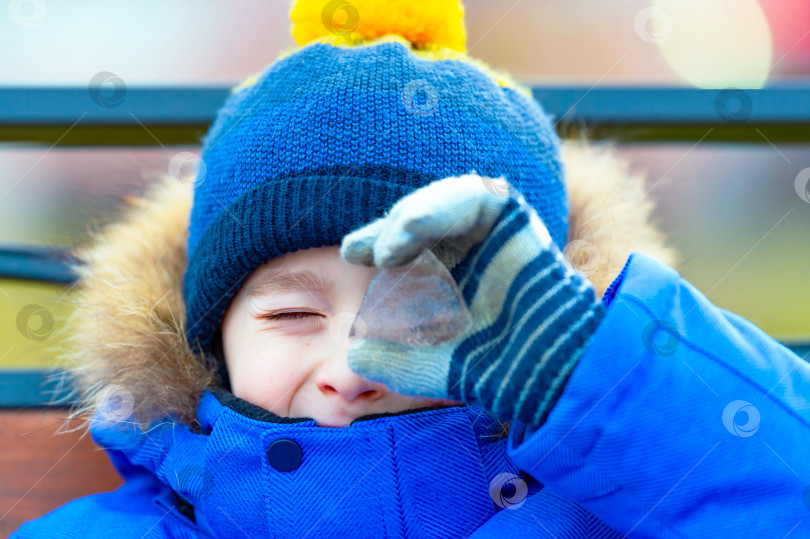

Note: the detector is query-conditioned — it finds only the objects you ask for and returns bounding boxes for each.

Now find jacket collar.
[92,389,521,538]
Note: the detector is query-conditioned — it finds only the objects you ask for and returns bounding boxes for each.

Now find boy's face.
[220,245,463,427]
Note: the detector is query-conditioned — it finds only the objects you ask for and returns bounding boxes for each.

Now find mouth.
[312,398,468,428]
[316,415,353,428]
[314,407,373,428]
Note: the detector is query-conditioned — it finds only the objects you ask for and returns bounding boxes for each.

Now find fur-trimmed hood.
[60,140,678,430]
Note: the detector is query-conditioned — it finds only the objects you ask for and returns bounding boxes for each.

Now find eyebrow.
[246,269,332,297]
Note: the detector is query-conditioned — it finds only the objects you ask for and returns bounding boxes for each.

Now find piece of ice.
[350,249,472,347]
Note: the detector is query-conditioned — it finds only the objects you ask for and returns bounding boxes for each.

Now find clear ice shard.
[350,249,472,347]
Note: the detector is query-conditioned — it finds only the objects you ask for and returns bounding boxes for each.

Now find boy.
[15,1,810,537]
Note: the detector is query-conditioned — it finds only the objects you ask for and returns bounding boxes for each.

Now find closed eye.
[263,311,323,322]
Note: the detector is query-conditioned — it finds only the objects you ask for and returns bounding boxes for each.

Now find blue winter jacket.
[13,252,810,538]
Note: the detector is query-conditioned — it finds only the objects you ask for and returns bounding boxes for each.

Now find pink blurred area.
[762,0,810,76]
[0,0,808,86]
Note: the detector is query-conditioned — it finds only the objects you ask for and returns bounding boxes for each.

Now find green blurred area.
[677,227,810,341]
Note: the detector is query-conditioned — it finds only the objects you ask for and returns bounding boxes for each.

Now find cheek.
[227,331,320,414]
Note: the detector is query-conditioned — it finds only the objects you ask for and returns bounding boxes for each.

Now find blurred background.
[1,0,809,373]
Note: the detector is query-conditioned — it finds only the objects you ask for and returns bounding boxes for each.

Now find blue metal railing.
[0,243,77,284]
[3,85,810,145]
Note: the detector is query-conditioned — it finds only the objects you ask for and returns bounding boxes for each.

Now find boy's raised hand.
[340,175,606,427]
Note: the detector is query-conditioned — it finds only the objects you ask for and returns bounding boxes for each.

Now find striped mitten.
[340,175,606,427]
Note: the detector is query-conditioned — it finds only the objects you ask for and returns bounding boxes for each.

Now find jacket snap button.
[267,438,303,472]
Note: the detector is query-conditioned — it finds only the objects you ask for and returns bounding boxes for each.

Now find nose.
[316,354,388,403]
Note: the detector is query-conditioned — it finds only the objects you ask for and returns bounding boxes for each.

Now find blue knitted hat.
[184,0,568,359]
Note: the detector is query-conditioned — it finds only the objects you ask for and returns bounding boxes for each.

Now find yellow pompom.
[291,0,467,53]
